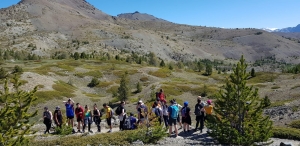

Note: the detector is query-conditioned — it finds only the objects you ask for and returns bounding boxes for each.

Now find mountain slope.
[1,0,300,63]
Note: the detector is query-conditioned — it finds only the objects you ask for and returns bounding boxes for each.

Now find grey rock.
[280,142,293,146]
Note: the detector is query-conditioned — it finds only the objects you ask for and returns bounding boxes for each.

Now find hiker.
[103,103,113,133]
[54,106,63,128]
[157,89,166,102]
[43,107,52,134]
[75,103,84,133]
[116,101,126,131]
[83,105,93,133]
[161,100,169,128]
[137,100,148,125]
[204,99,213,122]
[181,101,191,133]
[172,99,183,129]
[129,113,138,130]
[153,101,163,125]
[63,98,75,130]
[194,96,205,133]
[93,104,102,132]
[168,99,179,137]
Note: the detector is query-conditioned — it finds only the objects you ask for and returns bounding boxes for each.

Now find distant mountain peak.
[274,24,300,33]
[117,11,168,22]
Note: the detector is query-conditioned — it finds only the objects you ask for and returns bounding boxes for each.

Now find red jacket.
[75,107,84,119]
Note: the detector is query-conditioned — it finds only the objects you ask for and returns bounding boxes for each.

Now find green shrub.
[12,65,23,74]
[88,77,100,87]
[55,125,73,136]
[273,127,300,140]
[76,70,102,78]
[289,120,300,129]
[149,68,171,78]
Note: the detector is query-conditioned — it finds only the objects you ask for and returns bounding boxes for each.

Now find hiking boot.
[178,127,182,130]
[77,130,81,133]
[89,130,93,133]
[107,130,112,133]
[98,129,101,132]
[200,129,203,133]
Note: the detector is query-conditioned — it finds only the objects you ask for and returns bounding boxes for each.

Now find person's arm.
[121,109,125,115]
[54,112,58,124]
[49,111,53,121]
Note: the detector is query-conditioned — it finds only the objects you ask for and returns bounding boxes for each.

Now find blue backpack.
[170,105,179,119]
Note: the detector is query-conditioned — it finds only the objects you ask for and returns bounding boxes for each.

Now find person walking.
[181,101,191,133]
[103,103,113,133]
[161,100,169,128]
[116,101,126,131]
[153,101,163,125]
[137,100,148,125]
[168,100,179,137]
[194,96,205,133]
[63,98,75,132]
[83,105,93,133]
[53,106,62,128]
[43,107,52,134]
[75,103,84,133]
[93,104,102,132]
[204,100,213,122]
[172,99,183,129]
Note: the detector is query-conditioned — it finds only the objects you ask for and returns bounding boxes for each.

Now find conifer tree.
[251,68,256,77]
[136,82,142,93]
[160,60,165,67]
[207,56,272,145]
[205,63,213,76]
[0,75,38,146]
[118,72,130,101]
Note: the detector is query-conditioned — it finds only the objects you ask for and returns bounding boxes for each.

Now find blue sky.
[1,0,299,29]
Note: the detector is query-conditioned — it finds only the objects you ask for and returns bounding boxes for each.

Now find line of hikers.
[43,89,213,137]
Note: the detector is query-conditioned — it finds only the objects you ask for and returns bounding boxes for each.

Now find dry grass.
[148,68,171,78]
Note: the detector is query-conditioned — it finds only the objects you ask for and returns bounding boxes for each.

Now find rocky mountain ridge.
[1,0,300,63]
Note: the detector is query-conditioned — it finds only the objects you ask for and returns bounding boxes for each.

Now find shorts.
[182,116,191,125]
[77,117,83,122]
[67,116,74,119]
[168,118,177,126]
[106,118,112,126]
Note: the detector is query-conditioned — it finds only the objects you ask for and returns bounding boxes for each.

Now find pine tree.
[136,82,142,93]
[160,60,165,67]
[251,68,256,77]
[74,52,80,60]
[149,52,158,66]
[118,72,130,101]
[197,61,204,72]
[0,75,38,146]
[207,56,273,145]
[205,63,213,76]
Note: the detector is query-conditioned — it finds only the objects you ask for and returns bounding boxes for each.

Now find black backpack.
[115,106,122,115]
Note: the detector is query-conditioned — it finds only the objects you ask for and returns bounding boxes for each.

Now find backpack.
[154,108,160,117]
[45,111,51,120]
[170,105,179,119]
[115,106,122,115]
[181,107,186,117]
[195,104,202,116]
[123,117,131,130]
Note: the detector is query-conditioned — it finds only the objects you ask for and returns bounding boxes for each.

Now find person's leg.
[200,115,204,133]
[168,118,173,136]
[78,120,81,132]
[88,123,91,132]
[163,116,168,127]
[195,116,200,131]
[174,123,178,137]
[120,118,124,130]
[46,122,51,133]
